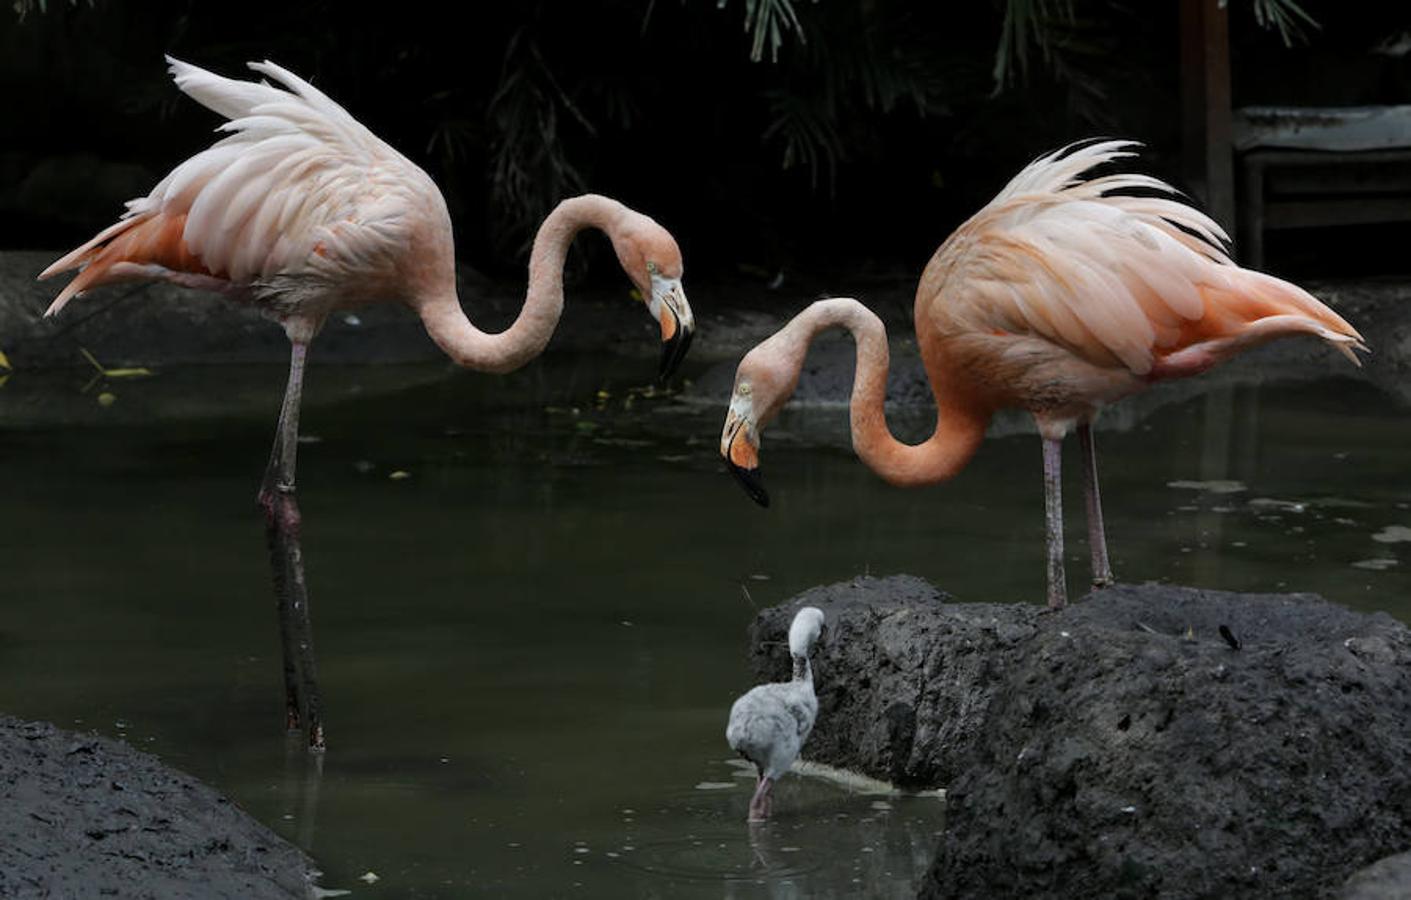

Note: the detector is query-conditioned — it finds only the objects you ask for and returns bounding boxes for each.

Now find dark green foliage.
[718,0,809,63]
[1252,0,1321,46]
[993,0,1078,89]
[486,29,590,255]
[8,0,1402,281]
[717,0,1330,193]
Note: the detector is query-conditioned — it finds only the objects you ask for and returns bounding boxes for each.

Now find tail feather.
[1159,269,1367,375]
[38,216,144,282]
[43,56,366,318]
[1233,314,1366,366]
[38,212,212,317]
[1225,269,1366,361]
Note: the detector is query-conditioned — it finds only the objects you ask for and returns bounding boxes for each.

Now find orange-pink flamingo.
[719,140,1363,609]
[40,57,695,750]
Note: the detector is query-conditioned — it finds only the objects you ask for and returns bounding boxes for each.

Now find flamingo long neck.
[416,195,628,374]
[792,655,811,682]
[790,299,989,487]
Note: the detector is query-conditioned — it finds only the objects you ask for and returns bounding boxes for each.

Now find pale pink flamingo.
[719,140,1364,609]
[40,57,695,750]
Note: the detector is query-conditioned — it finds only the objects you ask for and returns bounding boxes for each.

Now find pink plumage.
[721,140,1365,609]
[39,57,695,750]
[41,58,431,318]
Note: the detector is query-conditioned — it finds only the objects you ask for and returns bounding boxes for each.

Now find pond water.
[1,355,1407,898]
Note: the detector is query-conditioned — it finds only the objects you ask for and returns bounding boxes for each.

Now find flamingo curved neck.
[417,195,629,374]
[792,656,811,682]
[791,298,989,487]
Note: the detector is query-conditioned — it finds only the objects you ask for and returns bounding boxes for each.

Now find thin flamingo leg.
[1042,436,1067,610]
[258,341,326,751]
[747,774,774,822]
[1078,424,1115,588]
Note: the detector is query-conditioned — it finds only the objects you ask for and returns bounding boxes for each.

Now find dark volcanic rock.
[926,584,1411,899]
[751,577,1411,899]
[0,715,311,899]
[750,575,1041,787]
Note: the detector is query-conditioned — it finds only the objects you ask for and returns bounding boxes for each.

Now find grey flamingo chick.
[726,606,825,822]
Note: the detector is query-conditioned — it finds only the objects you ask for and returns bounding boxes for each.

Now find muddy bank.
[0,715,312,899]
[751,577,1411,899]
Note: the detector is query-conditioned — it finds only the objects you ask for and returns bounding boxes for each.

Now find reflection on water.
[0,357,1407,897]
[601,758,940,898]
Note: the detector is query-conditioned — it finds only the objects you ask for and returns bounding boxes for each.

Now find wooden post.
[1180,0,1235,234]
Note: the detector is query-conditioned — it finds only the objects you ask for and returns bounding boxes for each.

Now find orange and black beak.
[659,306,693,382]
[653,279,694,383]
[721,409,768,508]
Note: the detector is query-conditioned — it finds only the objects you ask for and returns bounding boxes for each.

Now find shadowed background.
[4,1,1411,289]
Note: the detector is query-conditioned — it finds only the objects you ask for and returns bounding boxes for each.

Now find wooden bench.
[1234,106,1411,267]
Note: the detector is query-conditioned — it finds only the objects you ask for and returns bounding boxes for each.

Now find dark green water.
[1,357,1407,897]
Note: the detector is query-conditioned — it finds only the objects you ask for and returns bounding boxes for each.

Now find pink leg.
[1078,424,1114,588]
[747,774,774,822]
[1042,436,1067,610]
[258,341,326,752]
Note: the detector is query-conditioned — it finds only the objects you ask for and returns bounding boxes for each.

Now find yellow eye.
[646,261,659,275]
[738,383,752,396]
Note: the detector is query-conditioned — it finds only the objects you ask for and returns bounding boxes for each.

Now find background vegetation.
[3,1,1409,284]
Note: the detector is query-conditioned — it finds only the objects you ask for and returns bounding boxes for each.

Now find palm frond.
[719,0,811,63]
[753,4,978,187]
[762,87,843,189]
[829,21,960,118]
[486,29,590,255]
[992,0,1076,90]
[1250,0,1320,47]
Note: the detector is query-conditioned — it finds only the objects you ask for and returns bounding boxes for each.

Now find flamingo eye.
[646,260,659,275]
[738,383,752,396]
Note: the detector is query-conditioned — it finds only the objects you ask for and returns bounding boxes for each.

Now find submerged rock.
[0,715,312,899]
[750,577,1411,899]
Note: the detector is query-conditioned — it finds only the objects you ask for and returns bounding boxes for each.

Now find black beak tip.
[657,322,693,384]
[727,461,770,508]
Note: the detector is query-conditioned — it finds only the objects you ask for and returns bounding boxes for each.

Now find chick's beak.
[721,410,769,508]
[654,280,694,382]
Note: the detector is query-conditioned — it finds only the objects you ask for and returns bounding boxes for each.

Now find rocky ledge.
[750,576,1411,899]
[0,715,312,899]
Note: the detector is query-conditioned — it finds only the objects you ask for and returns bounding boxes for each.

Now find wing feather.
[928,141,1254,375]
[166,56,288,122]
[40,56,434,310]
